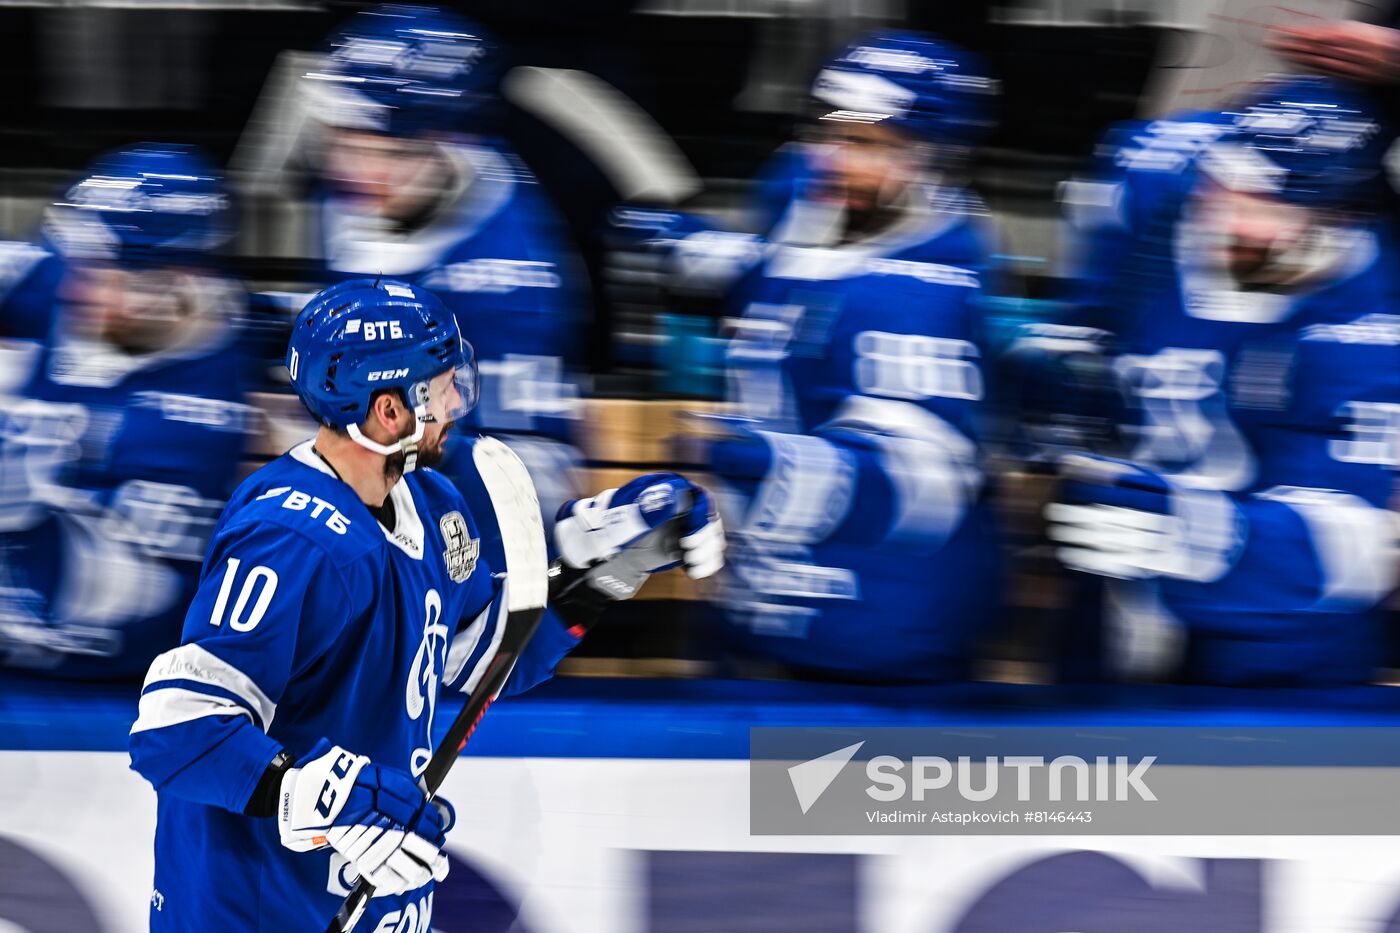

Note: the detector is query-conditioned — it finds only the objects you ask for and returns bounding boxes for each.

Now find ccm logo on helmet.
[367,368,410,381]
[344,319,406,341]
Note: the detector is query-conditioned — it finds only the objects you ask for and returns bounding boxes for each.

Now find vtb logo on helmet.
[44,144,231,268]
[810,31,999,144]
[305,4,499,137]
[286,278,479,472]
[1199,75,1388,211]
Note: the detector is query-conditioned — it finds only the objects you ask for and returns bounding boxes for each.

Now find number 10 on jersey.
[208,557,280,632]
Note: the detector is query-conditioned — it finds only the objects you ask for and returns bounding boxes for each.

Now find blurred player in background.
[1045,76,1400,685]
[0,144,253,679]
[654,32,1004,681]
[303,4,588,548]
[129,278,722,931]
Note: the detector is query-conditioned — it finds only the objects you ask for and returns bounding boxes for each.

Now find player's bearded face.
[61,263,186,353]
[408,367,467,471]
[383,419,450,478]
[321,129,445,221]
[1197,185,1313,284]
[415,420,451,469]
[810,120,915,213]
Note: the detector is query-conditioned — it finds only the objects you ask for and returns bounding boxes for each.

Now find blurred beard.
[382,424,451,481]
[1224,225,1346,291]
[1227,244,1274,286]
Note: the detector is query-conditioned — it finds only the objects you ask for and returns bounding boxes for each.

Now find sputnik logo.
[787,741,865,814]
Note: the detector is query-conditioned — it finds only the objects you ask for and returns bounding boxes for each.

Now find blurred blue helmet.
[810,31,998,144]
[288,278,478,469]
[1200,75,1389,211]
[307,4,497,138]
[45,144,231,269]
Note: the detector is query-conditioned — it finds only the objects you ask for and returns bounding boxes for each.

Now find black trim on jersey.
[546,561,609,633]
[244,750,294,818]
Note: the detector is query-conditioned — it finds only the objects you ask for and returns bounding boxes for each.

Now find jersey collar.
[289,439,426,559]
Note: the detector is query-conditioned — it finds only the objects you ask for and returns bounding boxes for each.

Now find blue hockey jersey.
[711,184,1003,681]
[128,439,580,932]
[1062,117,1400,685]
[0,240,63,342]
[318,139,587,540]
[0,250,253,678]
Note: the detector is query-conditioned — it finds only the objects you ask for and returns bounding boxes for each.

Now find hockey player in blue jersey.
[128,278,723,931]
[0,144,253,679]
[303,5,588,530]
[684,32,1004,681]
[1043,76,1400,685]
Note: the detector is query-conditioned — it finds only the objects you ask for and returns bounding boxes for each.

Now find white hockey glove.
[1045,454,1241,582]
[554,472,725,601]
[277,739,455,896]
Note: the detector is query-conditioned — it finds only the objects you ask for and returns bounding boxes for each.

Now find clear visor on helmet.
[421,343,479,424]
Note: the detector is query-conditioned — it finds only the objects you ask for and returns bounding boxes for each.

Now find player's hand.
[606,206,759,296]
[278,739,454,895]
[1268,21,1400,84]
[1044,454,1240,582]
[554,472,725,600]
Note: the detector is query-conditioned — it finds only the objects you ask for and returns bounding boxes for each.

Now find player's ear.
[365,389,409,441]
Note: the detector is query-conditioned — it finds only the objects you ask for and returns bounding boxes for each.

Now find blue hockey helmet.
[44,144,231,269]
[1199,75,1389,211]
[306,4,497,138]
[809,31,998,145]
[287,278,479,470]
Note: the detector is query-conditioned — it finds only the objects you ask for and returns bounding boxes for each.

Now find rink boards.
[4,677,1400,932]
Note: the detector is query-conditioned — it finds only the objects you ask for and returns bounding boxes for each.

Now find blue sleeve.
[442,565,580,701]
[1165,319,1400,619]
[501,609,580,696]
[439,457,580,701]
[128,523,349,813]
[0,244,61,341]
[718,260,990,552]
[711,411,982,557]
[101,357,254,503]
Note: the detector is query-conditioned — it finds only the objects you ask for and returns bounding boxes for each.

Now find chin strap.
[344,401,429,473]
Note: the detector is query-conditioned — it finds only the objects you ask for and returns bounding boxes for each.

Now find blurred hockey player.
[685,32,1004,681]
[0,144,253,679]
[128,278,722,931]
[1045,76,1400,685]
[303,5,588,540]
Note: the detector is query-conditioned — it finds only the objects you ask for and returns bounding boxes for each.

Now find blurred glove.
[603,206,701,309]
[668,229,764,294]
[278,739,453,895]
[0,400,94,531]
[554,472,725,600]
[605,206,762,298]
[1044,454,1241,582]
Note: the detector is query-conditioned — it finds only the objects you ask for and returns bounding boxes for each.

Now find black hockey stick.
[326,437,551,933]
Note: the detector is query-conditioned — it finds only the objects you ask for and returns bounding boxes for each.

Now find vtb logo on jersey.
[439,511,479,583]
